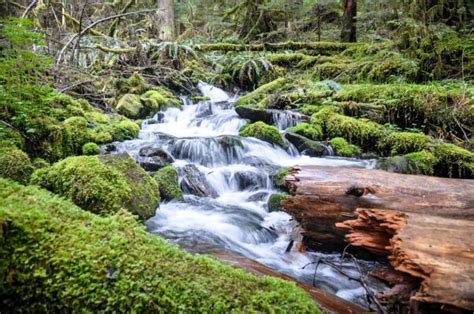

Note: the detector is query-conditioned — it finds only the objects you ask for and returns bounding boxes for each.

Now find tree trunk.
[340,0,357,42]
[281,166,474,311]
[158,0,175,40]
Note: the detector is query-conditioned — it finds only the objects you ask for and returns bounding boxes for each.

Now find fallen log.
[338,209,474,311]
[281,166,474,311]
[282,166,474,251]
[193,41,359,53]
[211,250,366,314]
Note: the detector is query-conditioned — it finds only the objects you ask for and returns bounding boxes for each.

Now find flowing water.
[114,82,385,308]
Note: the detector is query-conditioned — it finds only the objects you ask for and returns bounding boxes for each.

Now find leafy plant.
[151,41,199,68]
[222,54,274,90]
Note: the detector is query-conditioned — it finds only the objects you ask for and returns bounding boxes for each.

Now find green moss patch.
[236,77,286,108]
[239,122,284,146]
[154,166,184,201]
[0,147,34,185]
[378,131,431,156]
[30,153,159,219]
[329,138,361,157]
[0,178,319,312]
[288,122,322,141]
[268,193,289,212]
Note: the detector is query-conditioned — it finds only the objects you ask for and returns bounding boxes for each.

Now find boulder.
[285,132,330,157]
[116,94,144,119]
[31,153,159,220]
[138,147,174,172]
[235,106,275,125]
[181,164,219,198]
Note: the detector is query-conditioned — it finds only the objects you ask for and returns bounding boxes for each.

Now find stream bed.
[113,83,386,308]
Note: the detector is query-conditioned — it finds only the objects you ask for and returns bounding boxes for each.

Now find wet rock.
[233,171,266,191]
[247,191,269,202]
[285,132,330,157]
[104,143,117,153]
[138,147,174,172]
[181,164,219,198]
[195,103,213,118]
[235,106,275,125]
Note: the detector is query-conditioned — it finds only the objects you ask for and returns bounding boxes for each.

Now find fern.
[220,54,274,90]
[151,41,199,68]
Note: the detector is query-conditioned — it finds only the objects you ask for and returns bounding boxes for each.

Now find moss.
[32,158,50,169]
[268,194,289,212]
[430,143,474,178]
[267,53,307,66]
[288,123,322,141]
[378,131,431,156]
[235,77,286,107]
[110,119,140,141]
[0,179,319,312]
[116,72,148,95]
[62,116,90,155]
[312,108,385,149]
[0,125,24,149]
[329,137,361,157]
[153,166,183,202]
[116,94,144,119]
[403,150,439,175]
[82,142,101,155]
[0,147,34,185]
[140,89,181,112]
[239,122,284,146]
[30,153,159,219]
[273,168,289,190]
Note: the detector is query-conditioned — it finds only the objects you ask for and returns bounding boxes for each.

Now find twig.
[56,9,158,65]
[21,0,38,18]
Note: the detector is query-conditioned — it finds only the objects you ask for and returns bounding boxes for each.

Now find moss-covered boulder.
[141,88,181,111]
[30,153,159,219]
[285,132,329,157]
[116,94,144,119]
[82,142,101,155]
[329,137,361,157]
[0,179,319,312]
[0,147,34,185]
[236,77,286,108]
[288,122,323,141]
[430,143,474,178]
[239,122,284,146]
[153,166,183,201]
[311,108,385,149]
[378,131,431,156]
[268,193,289,212]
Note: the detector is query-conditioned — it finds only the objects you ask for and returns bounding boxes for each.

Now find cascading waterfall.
[114,82,383,307]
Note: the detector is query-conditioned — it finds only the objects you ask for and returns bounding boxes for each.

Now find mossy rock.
[32,158,50,169]
[236,77,286,108]
[30,153,159,219]
[329,137,361,157]
[272,168,289,190]
[0,147,34,185]
[0,178,319,312]
[0,125,25,149]
[311,108,385,149]
[239,122,284,146]
[268,193,290,212]
[82,142,101,155]
[116,72,148,95]
[288,123,322,141]
[153,166,184,201]
[430,143,474,178]
[116,94,144,119]
[378,131,431,156]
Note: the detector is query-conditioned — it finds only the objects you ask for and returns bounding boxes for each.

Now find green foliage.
[239,121,284,146]
[378,131,431,156]
[268,193,289,212]
[329,137,361,157]
[116,72,148,95]
[403,150,439,176]
[82,143,101,156]
[0,178,320,312]
[273,168,288,190]
[30,154,159,219]
[430,143,474,178]
[288,123,323,141]
[236,77,286,107]
[0,147,34,185]
[223,54,275,90]
[152,41,199,68]
[154,166,184,202]
[311,108,385,149]
[116,94,144,119]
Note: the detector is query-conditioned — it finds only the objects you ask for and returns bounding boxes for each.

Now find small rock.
[181,164,219,198]
[285,132,330,157]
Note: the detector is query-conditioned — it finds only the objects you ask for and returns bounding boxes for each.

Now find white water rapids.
[113,82,384,308]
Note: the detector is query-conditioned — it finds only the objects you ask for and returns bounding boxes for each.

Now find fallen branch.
[56,8,158,65]
[21,0,38,18]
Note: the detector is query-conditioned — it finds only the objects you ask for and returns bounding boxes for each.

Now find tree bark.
[340,0,357,42]
[158,0,175,40]
[281,166,474,311]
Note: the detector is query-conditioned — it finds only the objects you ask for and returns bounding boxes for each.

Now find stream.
[114,82,386,308]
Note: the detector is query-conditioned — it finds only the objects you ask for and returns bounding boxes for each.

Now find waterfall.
[113,82,381,307]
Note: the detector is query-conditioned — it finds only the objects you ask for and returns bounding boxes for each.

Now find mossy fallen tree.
[0,178,319,312]
[194,41,358,53]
